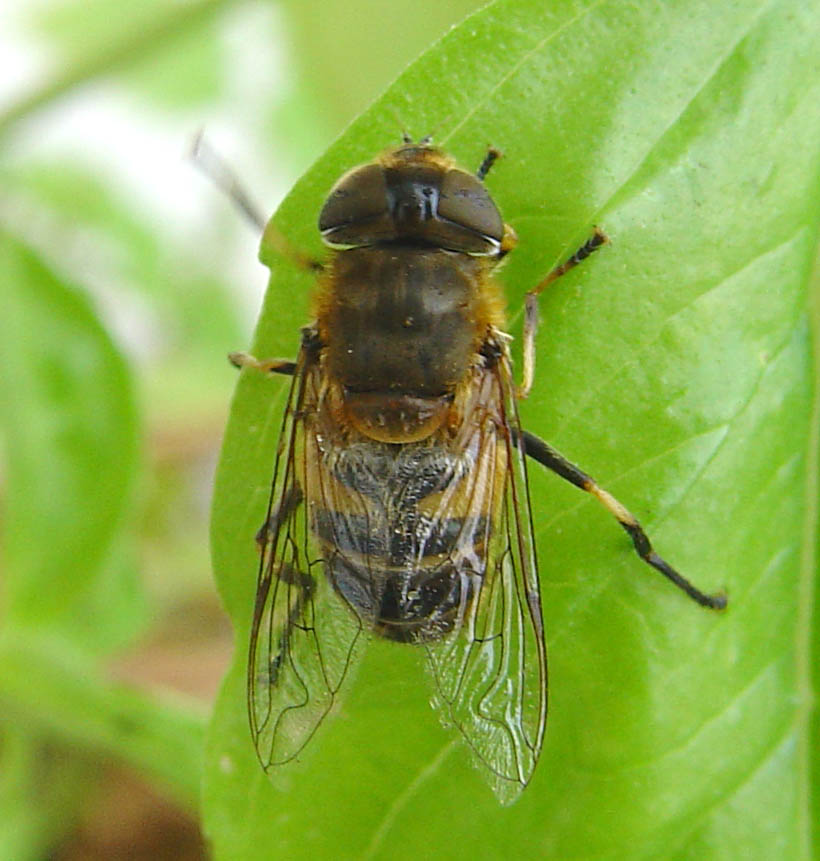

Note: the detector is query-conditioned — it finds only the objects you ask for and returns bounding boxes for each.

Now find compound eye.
[438,169,504,247]
[318,164,393,246]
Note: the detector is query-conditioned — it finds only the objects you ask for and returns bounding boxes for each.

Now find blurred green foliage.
[0,0,818,859]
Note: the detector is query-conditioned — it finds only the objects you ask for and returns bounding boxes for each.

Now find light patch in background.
[0,0,299,360]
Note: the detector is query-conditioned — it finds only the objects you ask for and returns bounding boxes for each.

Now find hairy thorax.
[316,246,503,442]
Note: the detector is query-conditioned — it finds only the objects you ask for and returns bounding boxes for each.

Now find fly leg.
[518,227,608,399]
[190,131,323,272]
[273,563,316,639]
[251,485,311,694]
[522,430,726,609]
[255,485,304,550]
[230,327,320,377]
[229,352,296,377]
[250,562,316,707]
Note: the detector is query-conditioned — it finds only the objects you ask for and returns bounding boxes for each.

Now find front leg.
[518,227,608,399]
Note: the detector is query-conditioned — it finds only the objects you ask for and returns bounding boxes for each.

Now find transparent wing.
[423,351,547,805]
[248,343,366,770]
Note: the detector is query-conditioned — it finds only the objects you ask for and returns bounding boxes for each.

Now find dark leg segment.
[522,431,726,610]
[532,227,609,289]
[255,485,304,549]
[476,147,502,181]
[274,563,316,634]
[252,561,317,695]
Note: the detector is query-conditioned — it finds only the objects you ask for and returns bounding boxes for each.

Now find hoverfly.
[217,135,726,805]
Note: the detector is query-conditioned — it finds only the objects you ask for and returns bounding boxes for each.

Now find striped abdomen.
[310,438,496,643]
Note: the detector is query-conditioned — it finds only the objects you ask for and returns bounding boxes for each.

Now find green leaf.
[0,234,206,810]
[0,232,143,651]
[206,0,820,857]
